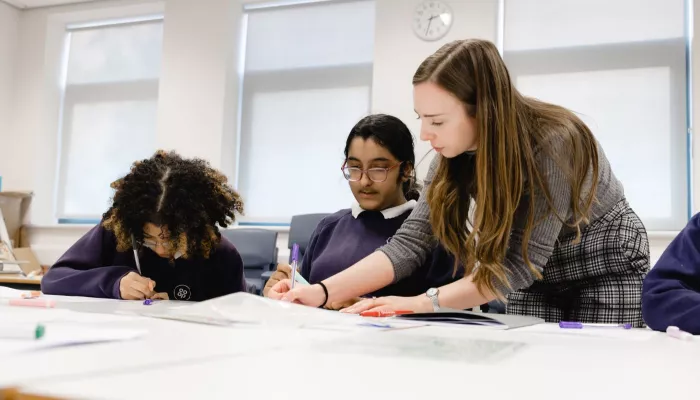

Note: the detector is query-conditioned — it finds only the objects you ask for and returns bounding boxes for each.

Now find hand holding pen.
[126,234,167,300]
[119,272,156,300]
[290,243,300,290]
[263,264,292,298]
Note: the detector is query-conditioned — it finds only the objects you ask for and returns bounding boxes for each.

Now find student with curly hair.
[42,150,247,301]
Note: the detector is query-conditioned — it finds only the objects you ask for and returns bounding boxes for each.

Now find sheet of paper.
[58,298,191,316]
[0,286,31,298]
[311,332,526,364]
[0,304,137,325]
[0,262,22,272]
[0,323,146,356]
[136,292,421,332]
[515,323,657,341]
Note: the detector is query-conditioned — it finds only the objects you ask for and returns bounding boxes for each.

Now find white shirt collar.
[351,199,417,219]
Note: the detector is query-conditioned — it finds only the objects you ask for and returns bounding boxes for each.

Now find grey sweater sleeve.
[380,142,575,294]
[378,156,440,282]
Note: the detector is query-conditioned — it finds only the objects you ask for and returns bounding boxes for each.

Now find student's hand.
[263,264,293,298]
[267,278,292,301]
[325,297,362,311]
[268,280,326,306]
[151,292,169,300]
[119,272,156,300]
[340,295,431,314]
[279,282,327,306]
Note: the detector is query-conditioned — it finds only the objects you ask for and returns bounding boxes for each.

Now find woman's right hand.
[267,279,327,307]
[263,264,292,298]
[119,272,156,300]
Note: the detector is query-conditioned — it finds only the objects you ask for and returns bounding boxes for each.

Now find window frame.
[55,16,164,224]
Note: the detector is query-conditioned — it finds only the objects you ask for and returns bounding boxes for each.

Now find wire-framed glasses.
[135,237,174,250]
[341,161,403,183]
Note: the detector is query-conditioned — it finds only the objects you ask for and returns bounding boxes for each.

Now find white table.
[0,296,351,388]
[2,296,699,400]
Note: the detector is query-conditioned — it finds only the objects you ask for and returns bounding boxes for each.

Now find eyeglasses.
[341,162,403,183]
[137,238,173,250]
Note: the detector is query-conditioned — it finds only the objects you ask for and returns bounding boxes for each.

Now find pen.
[666,326,693,341]
[360,310,414,317]
[559,321,632,329]
[0,298,56,308]
[294,271,309,285]
[0,324,45,340]
[290,243,300,290]
[131,235,142,275]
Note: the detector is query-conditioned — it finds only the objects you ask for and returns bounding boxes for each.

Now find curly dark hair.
[102,150,244,259]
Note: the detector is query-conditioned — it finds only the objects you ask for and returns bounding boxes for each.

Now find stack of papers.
[0,324,147,356]
[0,305,147,356]
[312,331,527,364]
[134,292,545,331]
[397,309,544,330]
[135,292,379,331]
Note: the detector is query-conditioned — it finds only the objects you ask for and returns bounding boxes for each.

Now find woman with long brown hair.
[268,39,649,326]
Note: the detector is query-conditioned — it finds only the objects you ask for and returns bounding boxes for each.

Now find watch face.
[427,288,438,297]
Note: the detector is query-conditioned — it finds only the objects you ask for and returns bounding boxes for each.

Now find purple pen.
[290,243,300,289]
[559,321,632,329]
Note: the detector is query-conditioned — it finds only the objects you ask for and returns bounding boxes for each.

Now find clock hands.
[425,14,443,36]
[425,14,437,36]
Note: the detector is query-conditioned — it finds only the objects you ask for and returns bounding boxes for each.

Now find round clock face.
[412,1,453,41]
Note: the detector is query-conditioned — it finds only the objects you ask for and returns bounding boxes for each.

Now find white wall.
[156,0,241,173]
[0,1,20,190]
[372,0,499,179]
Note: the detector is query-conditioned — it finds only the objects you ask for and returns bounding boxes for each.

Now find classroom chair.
[220,229,278,295]
[287,213,330,263]
[260,213,329,290]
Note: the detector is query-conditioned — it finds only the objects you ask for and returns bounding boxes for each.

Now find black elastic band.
[317,282,329,308]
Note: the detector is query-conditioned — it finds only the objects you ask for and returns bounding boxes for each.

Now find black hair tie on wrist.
[317,282,329,308]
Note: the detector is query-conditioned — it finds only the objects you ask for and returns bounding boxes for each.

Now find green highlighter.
[0,323,45,340]
[34,324,45,339]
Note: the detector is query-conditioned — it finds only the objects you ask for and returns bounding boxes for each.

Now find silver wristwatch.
[426,287,440,312]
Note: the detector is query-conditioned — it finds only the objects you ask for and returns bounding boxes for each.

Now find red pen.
[360,310,414,317]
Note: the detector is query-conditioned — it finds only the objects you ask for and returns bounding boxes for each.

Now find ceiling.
[2,0,100,9]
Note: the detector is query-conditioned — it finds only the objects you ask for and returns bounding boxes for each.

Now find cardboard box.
[0,191,33,248]
[0,247,41,276]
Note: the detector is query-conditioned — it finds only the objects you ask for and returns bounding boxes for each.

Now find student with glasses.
[264,114,459,308]
[42,150,248,301]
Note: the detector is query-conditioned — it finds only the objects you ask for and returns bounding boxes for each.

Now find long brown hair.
[415,39,599,299]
